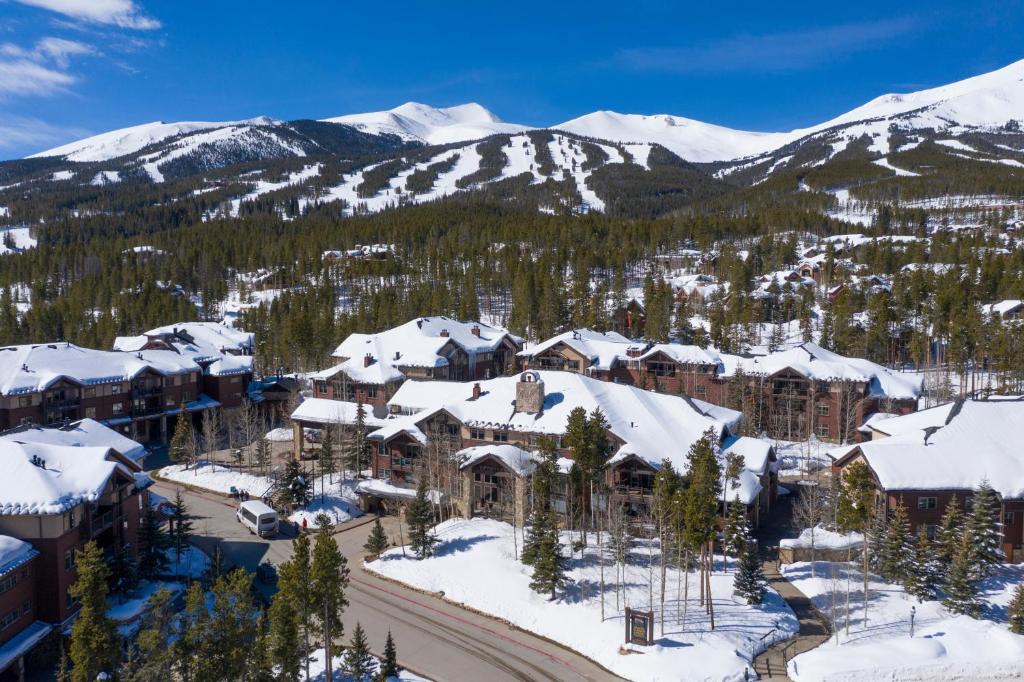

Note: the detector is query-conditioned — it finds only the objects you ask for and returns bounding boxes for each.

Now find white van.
[236,500,278,537]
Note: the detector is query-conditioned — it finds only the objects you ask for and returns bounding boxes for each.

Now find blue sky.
[1,0,1023,158]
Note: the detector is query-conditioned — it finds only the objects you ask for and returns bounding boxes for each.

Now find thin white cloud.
[0,115,89,151]
[612,18,920,74]
[0,57,74,96]
[35,36,95,67]
[13,0,160,30]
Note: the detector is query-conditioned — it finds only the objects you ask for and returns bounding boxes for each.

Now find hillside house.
[0,441,147,630]
[314,317,523,408]
[831,399,1024,563]
[0,343,219,443]
[321,370,777,526]
[113,322,255,410]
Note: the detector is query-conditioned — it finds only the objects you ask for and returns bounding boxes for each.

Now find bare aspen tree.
[201,408,221,461]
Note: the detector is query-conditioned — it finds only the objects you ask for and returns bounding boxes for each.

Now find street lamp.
[910,605,916,638]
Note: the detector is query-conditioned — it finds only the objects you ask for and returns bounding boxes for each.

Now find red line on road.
[351,573,588,678]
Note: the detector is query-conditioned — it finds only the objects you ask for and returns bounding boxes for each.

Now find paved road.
[151,480,621,682]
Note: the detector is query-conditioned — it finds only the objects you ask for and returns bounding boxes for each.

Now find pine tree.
[722,493,748,564]
[733,543,767,605]
[381,629,399,679]
[254,432,272,474]
[122,587,177,681]
[136,505,170,580]
[170,489,194,568]
[407,477,437,559]
[169,406,194,468]
[877,498,912,584]
[943,531,981,618]
[68,542,119,682]
[964,481,1003,579]
[529,511,568,600]
[205,541,225,585]
[936,495,964,568]
[1008,583,1024,634]
[279,533,314,682]
[267,577,303,682]
[311,514,350,682]
[279,458,312,508]
[363,518,389,560]
[904,526,940,602]
[343,621,374,681]
[109,544,138,598]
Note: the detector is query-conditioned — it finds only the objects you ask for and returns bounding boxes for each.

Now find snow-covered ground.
[367,518,798,682]
[108,580,184,624]
[772,438,834,477]
[159,462,276,496]
[159,463,363,527]
[783,561,1024,681]
[305,645,432,681]
[168,544,212,579]
[289,476,362,527]
[0,226,37,255]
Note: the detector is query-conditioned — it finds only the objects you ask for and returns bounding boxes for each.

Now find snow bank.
[265,427,293,442]
[780,527,863,550]
[158,462,274,497]
[287,476,362,527]
[783,561,1024,681]
[368,518,798,682]
[306,645,432,681]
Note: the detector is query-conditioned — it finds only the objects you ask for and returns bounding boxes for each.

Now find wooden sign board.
[624,607,654,646]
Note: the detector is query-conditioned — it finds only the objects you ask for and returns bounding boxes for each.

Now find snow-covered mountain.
[30,117,280,163]
[322,102,529,146]
[557,59,1024,164]
[555,111,795,163]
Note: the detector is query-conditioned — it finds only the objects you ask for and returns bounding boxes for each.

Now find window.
[1005,512,1016,525]
[22,601,30,615]
[182,392,191,403]
[470,428,485,441]
[64,549,75,571]
[815,424,830,438]
[18,396,30,408]
[111,383,123,395]
[379,469,391,481]
[84,387,96,399]
[112,402,123,415]
[816,403,830,416]
[0,575,17,594]
[166,396,175,406]
[445,423,459,436]
[492,430,508,443]
[85,407,96,419]
[695,384,707,395]
[0,610,18,630]
[367,386,378,399]
[917,496,937,511]
[174,374,182,386]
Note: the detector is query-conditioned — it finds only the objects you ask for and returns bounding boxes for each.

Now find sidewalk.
[752,487,832,680]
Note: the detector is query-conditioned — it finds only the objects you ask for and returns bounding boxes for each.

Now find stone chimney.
[439,329,449,337]
[471,382,481,400]
[515,371,544,414]
[471,325,481,337]
[363,353,373,367]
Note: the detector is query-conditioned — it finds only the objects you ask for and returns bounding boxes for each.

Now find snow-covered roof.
[312,356,405,385]
[332,317,521,372]
[518,329,639,371]
[982,299,1024,317]
[142,322,254,354]
[0,536,37,575]
[114,323,255,376]
[719,343,922,400]
[638,343,721,366]
[389,370,740,477]
[0,418,146,462]
[0,343,200,396]
[842,400,1024,498]
[0,441,135,515]
[856,402,956,438]
[289,398,389,427]
[457,444,537,476]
